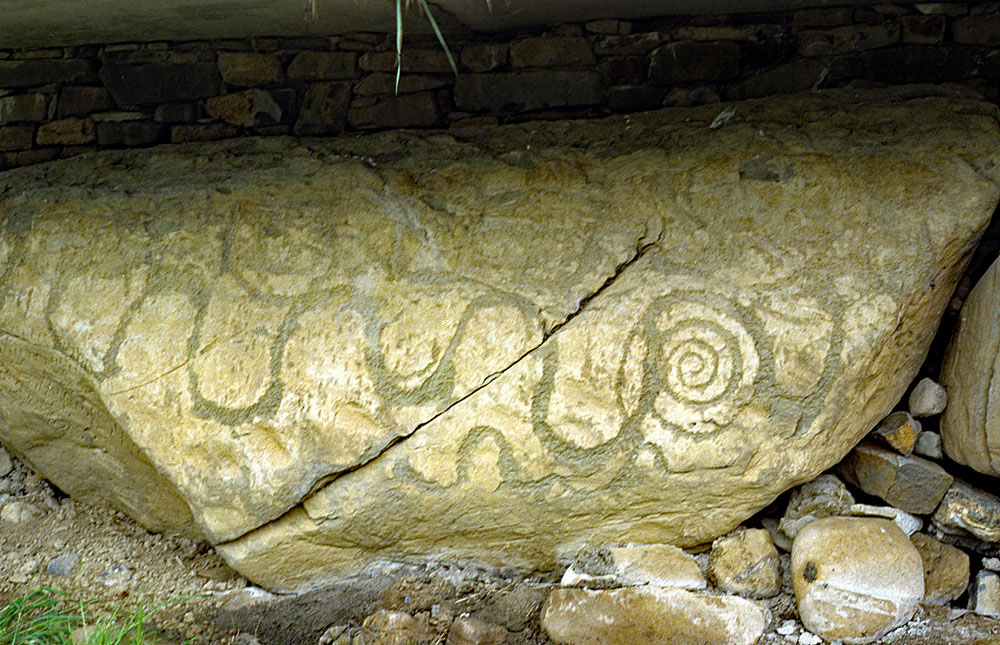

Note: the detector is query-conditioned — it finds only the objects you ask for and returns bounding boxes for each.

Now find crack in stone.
[218,226,667,546]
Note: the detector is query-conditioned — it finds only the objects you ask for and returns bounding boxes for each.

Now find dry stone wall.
[0,2,999,171]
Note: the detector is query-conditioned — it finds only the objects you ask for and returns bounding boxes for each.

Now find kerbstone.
[0,89,998,592]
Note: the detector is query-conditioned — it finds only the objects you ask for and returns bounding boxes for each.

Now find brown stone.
[293,82,351,135]
[216,52,284,87]
[36,118,95,145]
[910,532,970,605]
[359,49,451,74]
[914,3,968,16]
[286,51,357,81]
[0,60,96,89]
[838,442,952,514]
[205,90,282,127]
[360,610,434,644]
[348,92,441,129]
[0,124,33,151]
[792,7,855,27]
[0,94,49,123]
[509,37,595,68]
[57,86,113,118]
[953,15,1000,45]
[798,24,900,56]
[459,43,507,73]
[648,41,741,84]
[870,410,921,455]
[453,70,602,113]
[901,15,947,44]
[709,528,781,599]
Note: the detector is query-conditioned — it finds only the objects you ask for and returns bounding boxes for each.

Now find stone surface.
[206,90,282,127]
[170,123,238,143]
[95,120,165,146]
[100,62,221,106]
[216,52,284,87]
[454,70,602,113]
[460,43,507,72]
[932,480,1000,542]
[353,73,451,96]
[286,52,357,81]
[849,504,921,536]
[870,410,922,455]
[971,570,1000,617]
[953,15,1000,45]
[47,552,80,576]
[648,41,741,84]
[446,616,507,645]
[348,92,441,130]
[561,544,705,590]
[36,118,96,145]
[292,82,350,135]
[797,23,900,56]
[901,15,946,44]
[541,586,768,645]
[910,532,970,605]
[57,86,113,118]
[509,37,594,68]
[0,500,42,524]
[0,94,49,123]
[0,446,11,478]
[792,517,924,644]
[909,377,947,417]
[0,90,998,591]
[360,610,434,644]
[941,256,1000,476]
[837,441,953,514]
[780,475,855,539]
[915,430,943,459]
[359,50,450,74]
[0,60,96,88]
[708,528,781,598]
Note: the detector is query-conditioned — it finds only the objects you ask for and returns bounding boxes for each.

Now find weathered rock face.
[0,88,998,591]
[941,256,1000,476]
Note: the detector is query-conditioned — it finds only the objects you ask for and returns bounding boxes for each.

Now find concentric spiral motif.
[644,298,759,435]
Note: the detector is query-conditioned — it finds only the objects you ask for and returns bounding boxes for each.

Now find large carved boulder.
[0,88,998,591]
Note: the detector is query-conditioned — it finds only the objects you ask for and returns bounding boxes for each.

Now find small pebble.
[47,553,80,577]
[909,377,948,417]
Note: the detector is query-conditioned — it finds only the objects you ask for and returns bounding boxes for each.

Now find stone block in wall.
[286,52,357,81]
[792,7,855,28]
[662,85,722,107]
[170,122,238,143]
[154,103,198,123]
[347,91,441,129]
[57,86,113,118]
[205,90,282,127]
[0,125,33,151]
[797,23,900,56]
[665,24,783,42]
[914,3,968,16]
[863,45,979,82]
[36,118,95,145]
[984,49,1000,79]
[509,37,595,68]
[0,60,96,89]
[953,15,1000,45]
[901,15,946,44]
[600,57,645,86]
[743,38,795,73]
[279,37,331,51]
[359,50,450,74]
[14,48,63,60]
[292,82,351,135]
[607,86,664,112]
[453,70,602,113]
[217,52,284,87]
[648,41,741,84]
[459,43,507,72]
[585,19,632,35]
[100,62,221,107]
[0,94,49,123]
[95,120,165,146]
[353,73,452,96]
[592,32,662,56]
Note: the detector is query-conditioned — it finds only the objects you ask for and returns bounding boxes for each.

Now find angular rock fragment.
[915,431,943,459]
[932,480,1000,543]
[909,378,947,417]
[1,89,999,591]
[541,586,769,645]
[780,475,855,539]
[971,571,1000,618]
[792,517,924,644]
[708,528,781,598]
[561,544,705,590]
[838,442,952,514]
[910,532,969,605]
[850,504,921,536]
[870,411,922,455]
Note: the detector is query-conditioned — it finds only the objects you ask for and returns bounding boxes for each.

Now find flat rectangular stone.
[292,82,351,135]
[347,92,441,130]
[453,70,602,113]
[459,43,508,73]
[95,120,165,146]
[286,52,357,81]
[217,52,284,86]
[353,73,451,96]
[509,37,594,68]
[798,23,900,56]
[792,7,855,27]
[665,24,783,41]
[0,60,96,89]
[36,118,96,145]
[0,94,49,123]
[0,124,33,151]
[100,62,221,107]
[901,15,947,44]
[649,41,741,84]
[56,86,113,118]
[838,442,952,514]
[863,45,979,83]
[359,50,450,74]
[953,15,1000,44]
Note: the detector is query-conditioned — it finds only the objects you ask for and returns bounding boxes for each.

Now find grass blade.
[395,0,403,94]
[419,0,459,77]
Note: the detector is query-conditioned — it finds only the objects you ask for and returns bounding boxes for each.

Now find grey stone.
[542,586,769,645]
[316,624,349,645]
[509,36,594,68]
[217,52,284,87]
[561,544,705,590]
[0,125,33,151]
[849,503,921,536]
[348,92,441,129]
[47,553,80,576]
[708,528,781,599]
[293,82,351,135]
[932,480,1000,542]
[953,15,1000,44]
[454,70,602,113]
[914,3,969,16]
[0,94,48,123]
[870,410,922,454]
[909,378,947,417]
[838,442,952,514]
[798,24,900,56]
[971,570,1000,617]
[95,120,164,146]
[459,43,507,73]
[90,110,146,122]
[100,62,221,107]
[286,52,357,81]
[57,86,113,118]
[353,73,451,96]
[648,41,741,84]
[910,532,969,605]
[0,60,96,88]
[780,474,855,539]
